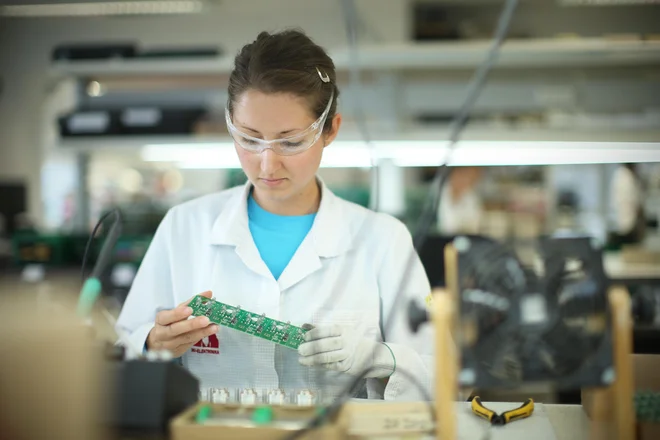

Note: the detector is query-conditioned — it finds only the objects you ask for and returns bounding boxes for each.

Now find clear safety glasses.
[225,92,334,156]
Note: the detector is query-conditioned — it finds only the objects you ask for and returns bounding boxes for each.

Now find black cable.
[283,366,435,440]
[412,0,519,250]
[386,0,519,334]
[378,0,520,364]
[287,1,520,438]
[373,0,521,386]
[80,209,122,283]
[340,0,379,212]
[324,0,518,422]
[80,210,113,283]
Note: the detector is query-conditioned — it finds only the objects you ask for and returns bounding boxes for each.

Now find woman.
[116,30,432,402]
[437,166,483,235]
[610,163,645,245]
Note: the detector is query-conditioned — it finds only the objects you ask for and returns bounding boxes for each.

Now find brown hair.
[227,29,339,133]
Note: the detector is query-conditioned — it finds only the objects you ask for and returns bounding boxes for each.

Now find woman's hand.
[146,290,218,358]
[297,325,395,379]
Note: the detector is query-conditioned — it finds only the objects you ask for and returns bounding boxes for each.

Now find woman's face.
[231,90,340,210]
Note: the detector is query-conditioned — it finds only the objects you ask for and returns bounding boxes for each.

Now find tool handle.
[500,398,535,424]
[471,397,496,423]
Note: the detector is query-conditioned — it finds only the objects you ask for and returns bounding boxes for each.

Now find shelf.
[55,127,660,151]
[49,38,660,78]
[55,132,660,168]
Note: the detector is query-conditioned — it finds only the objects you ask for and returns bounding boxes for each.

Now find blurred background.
[0,0,659,400]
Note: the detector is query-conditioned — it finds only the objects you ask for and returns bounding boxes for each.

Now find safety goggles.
[225,92,334,156]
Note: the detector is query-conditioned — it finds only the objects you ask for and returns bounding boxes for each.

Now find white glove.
[297,325,395,378]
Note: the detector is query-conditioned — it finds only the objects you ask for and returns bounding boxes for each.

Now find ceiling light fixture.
[0,1,204,18]
[140,141,660,169]
[559,0,659,5]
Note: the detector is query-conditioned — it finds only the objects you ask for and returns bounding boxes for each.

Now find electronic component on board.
[295,389,316,406]
[198,387,209,402]
[239,388,258,405]
[189,295,309,349]
[210,388,231,404]
[267,388,286,405]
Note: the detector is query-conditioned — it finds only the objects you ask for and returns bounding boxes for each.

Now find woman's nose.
[260,148,281,174]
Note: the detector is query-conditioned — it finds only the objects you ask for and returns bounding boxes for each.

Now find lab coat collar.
[210,177,353,258]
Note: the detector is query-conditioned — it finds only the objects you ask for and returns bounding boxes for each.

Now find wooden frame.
[582,286,635,440]
[431,243,460,440]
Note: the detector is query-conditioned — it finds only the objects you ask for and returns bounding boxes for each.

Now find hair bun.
[256,31,271,42]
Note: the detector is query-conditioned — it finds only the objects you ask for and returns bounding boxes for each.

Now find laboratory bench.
[142,401,590,440]
[349,400,591,440]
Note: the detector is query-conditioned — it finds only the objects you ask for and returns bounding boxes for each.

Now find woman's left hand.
[297,325,395,379]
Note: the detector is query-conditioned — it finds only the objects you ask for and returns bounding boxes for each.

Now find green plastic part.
[189,295,310,350]
[77,277,102,318]
[195,404,212,424]
[634,390,660,423]
[252,406,274,425]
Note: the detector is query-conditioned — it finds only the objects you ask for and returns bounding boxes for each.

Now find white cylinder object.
[374,159,405,216]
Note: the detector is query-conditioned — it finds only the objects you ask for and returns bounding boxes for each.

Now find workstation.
[1,1,660,439]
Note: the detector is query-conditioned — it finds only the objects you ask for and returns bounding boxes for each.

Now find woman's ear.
[323,113,342,147]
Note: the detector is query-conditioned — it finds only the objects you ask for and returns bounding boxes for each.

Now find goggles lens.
[226,92,334,156]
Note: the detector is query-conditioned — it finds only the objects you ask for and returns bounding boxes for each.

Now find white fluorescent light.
[142,143,239,168]
[141,141,660,169]
[142,142,376,169]
[0,1,204,17]
[559,0,660,5]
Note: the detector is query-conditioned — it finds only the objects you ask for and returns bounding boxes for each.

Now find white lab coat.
[116,179,433,402]
[438,185,482,235]
[610,165,642,235]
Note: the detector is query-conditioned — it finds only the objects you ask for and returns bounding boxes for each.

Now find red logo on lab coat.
[191,334,219,354]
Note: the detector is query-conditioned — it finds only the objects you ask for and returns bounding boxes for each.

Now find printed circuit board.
[189,295,310,350]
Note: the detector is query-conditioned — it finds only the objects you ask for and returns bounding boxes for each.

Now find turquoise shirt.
[247,195,316,280]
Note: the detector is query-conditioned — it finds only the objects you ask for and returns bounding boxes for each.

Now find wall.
[0,0,410,226]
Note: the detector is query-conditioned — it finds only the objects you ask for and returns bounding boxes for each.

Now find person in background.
[116,29,432,402]
[437,166,483,235]
[610,163,645,245]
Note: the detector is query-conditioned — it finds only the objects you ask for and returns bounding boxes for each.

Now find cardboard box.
[339,401,433,438]
[0,295,109,440]
[582,354,660,440]
[170,403,343,440]
[170,401,435,440]
[633,354,660,440]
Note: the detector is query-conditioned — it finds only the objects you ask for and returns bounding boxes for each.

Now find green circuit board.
[189,295,310,350]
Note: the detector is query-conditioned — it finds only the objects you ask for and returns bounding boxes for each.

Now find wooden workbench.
[456,401,589,440]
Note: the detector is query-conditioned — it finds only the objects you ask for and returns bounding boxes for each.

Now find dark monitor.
[417,234,498,288]
[0,182,27,236]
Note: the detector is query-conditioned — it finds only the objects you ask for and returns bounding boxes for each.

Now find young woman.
[610,163,645,245]
[116,29,432,402]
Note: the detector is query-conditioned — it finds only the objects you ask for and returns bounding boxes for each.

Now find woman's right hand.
[146,290,219,358]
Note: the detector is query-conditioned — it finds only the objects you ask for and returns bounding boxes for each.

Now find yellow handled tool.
[471,397,534,425]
